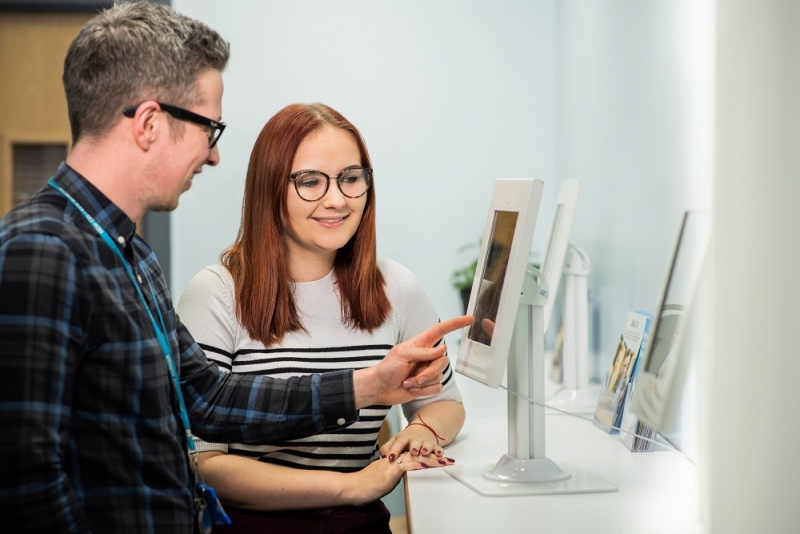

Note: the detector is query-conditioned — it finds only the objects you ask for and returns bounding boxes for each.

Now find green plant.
[450,239,481,291]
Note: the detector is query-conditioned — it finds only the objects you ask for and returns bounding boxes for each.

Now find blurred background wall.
[170,0,713,380]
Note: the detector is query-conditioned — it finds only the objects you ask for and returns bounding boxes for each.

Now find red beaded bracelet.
[406,415,445,445]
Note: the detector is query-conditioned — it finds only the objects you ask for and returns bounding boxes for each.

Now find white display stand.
[446,270,616,496]
[547,244,601,414]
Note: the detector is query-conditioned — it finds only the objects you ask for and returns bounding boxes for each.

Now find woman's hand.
[345,454,450,507]
[379,426,452,464]
[380,402,464,464]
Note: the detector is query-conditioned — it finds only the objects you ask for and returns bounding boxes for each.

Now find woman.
[177,103,465,532]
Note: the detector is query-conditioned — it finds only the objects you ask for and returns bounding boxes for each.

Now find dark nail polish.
[412,448,418,454]
[382,455,387,458]
[446,457,455,463]
[389,454,396,462]
[422,464,429,468]
[438,459,447,465]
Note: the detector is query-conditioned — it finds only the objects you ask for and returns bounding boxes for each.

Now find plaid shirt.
[0,163,357,533]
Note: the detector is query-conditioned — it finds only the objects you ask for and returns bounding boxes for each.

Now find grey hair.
[62,1,230,143]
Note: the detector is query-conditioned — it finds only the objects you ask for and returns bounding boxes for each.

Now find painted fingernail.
[412,448,418,454]
[382,455,387,458]
[421,464,429,468]
[438,460,447,465]
[389,454,396,462]
[421,448,429,454]
[446,457,456,463]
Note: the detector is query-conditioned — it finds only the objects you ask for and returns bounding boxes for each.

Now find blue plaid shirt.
[0,163,358,533]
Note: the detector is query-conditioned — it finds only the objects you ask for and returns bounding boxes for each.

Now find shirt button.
[337,418,346,425]
[137,274,143,283]
[117,236,125,244]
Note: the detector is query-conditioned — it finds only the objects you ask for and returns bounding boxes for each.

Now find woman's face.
[283,126,367,268]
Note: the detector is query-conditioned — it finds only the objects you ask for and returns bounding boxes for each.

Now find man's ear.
[129,101,161,150]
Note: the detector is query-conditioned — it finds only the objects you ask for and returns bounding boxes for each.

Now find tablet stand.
[446,268,616,496]
[548,245,601,414]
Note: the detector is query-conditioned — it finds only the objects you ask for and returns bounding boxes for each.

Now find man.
[0,3,470,532]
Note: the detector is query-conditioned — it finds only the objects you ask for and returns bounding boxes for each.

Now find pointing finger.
[408,316,472,348]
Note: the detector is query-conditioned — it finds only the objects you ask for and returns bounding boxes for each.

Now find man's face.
[145,69,223,212]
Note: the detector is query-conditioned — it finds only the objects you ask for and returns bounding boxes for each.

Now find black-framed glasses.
[122,102,226,148]
[289,167,372,202]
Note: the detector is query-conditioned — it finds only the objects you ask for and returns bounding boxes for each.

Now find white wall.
[170,0,714,370]
[170,0,557,353]
[555,0,714,376]
[169,0,715,434]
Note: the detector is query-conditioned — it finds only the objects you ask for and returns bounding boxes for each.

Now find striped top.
[176,259,462,472]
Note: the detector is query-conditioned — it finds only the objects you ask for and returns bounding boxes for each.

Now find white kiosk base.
[450,271,616,497]
[547,384,602,414]
[446,460,616,497]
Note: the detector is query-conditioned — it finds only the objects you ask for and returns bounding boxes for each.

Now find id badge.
[196,481,232,530]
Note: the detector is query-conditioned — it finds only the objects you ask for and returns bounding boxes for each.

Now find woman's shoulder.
[177,263,241,352]
[377,257,422,291]
[377,257,416,283]
[186,263,234,291]
[377,257,430,304]
[179,263,235,313]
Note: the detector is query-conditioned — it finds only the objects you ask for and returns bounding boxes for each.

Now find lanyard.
[47,178,196,453]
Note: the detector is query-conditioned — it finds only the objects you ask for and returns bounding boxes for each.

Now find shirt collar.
[52,162,138,247]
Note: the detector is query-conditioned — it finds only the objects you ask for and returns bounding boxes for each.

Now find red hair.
[221,103,390,347]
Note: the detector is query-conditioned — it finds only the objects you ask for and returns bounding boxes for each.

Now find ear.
[128,101,162,151]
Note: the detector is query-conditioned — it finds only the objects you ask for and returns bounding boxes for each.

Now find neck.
[66,137,147,221]
[287,248,336,282]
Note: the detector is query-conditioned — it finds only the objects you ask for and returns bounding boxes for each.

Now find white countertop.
[405,411,699,534]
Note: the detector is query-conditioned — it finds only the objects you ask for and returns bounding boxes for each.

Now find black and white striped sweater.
[177,258,462,473]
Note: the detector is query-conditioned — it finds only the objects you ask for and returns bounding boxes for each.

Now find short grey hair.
[63,1,230,143]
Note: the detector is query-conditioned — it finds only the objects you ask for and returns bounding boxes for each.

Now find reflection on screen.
[468,211,518,346]
[645,307,682,376]
[644,213,711,376]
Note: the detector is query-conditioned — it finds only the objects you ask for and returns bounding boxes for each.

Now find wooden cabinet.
[0,13,90,216]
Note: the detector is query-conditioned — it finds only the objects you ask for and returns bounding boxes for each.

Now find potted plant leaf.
[450,239,480,314]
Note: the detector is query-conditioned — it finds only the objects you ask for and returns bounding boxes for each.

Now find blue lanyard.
[48,178,196,453]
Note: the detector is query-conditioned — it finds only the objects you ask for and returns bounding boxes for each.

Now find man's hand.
[353,315,473,408]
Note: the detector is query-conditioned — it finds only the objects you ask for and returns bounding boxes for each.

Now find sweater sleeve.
[177,267,233,452]
[176,266,239,371]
